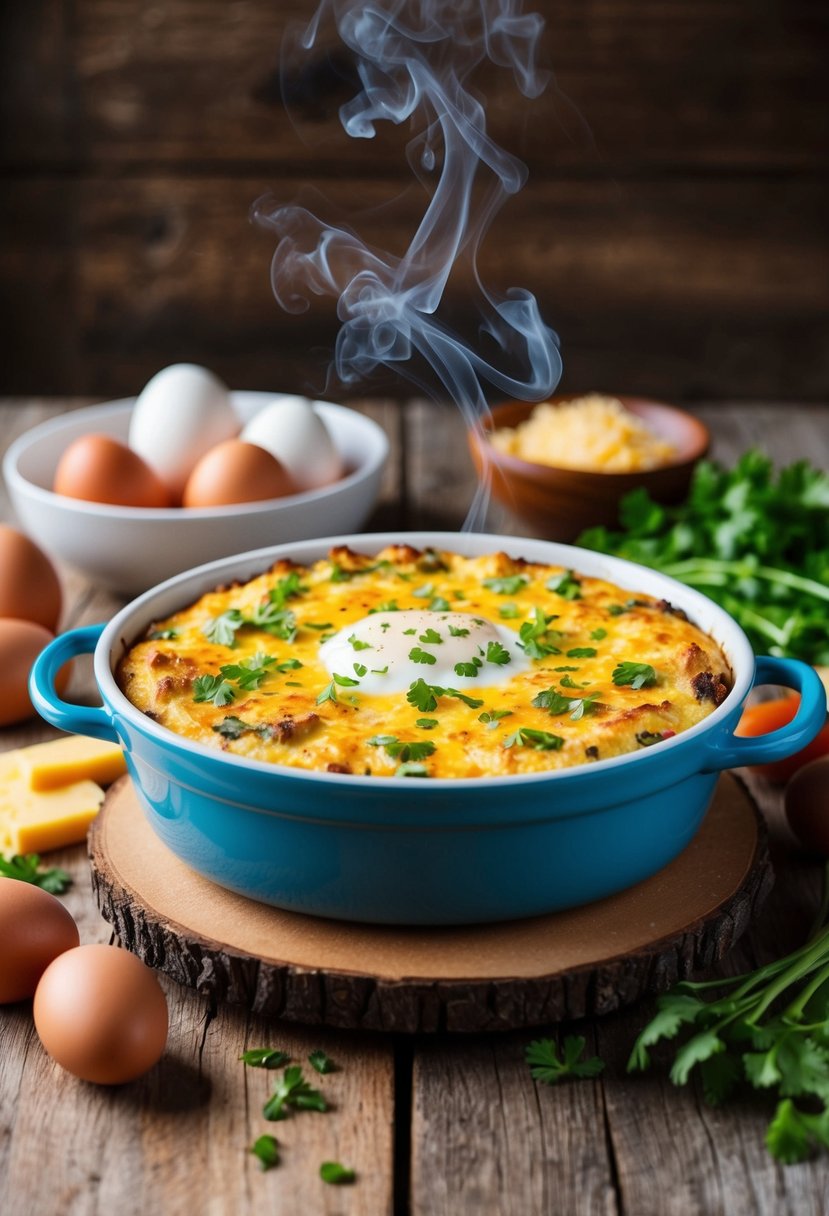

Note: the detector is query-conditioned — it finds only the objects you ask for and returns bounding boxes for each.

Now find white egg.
[129,364,239,498]
[319,611,530,695]
[240,397,344,491]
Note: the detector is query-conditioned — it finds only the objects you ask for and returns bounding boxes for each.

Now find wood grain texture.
[2,400,829,1214]
[3,173,828,398]
[3,1,826,173]
[87,775,771,1032]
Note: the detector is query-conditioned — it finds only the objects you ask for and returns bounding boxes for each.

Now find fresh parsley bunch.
[629,860,829,1163]
[579,451,829,665]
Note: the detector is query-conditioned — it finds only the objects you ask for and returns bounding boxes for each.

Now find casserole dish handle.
[29,624,120,744]
[700,656,826,772]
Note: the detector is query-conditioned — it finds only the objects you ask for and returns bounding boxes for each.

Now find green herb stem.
[662,560,829,605]
[782,959,829,1023]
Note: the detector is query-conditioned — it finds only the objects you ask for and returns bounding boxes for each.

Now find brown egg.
[0,619,70,727]
[0,878,80,1003]
[0,525,62,631]
[182,439,295,507]
[785,756,829,856]
[33,944,168,1084]
[53,434,172,508]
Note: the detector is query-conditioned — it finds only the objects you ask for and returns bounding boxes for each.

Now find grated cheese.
[491,394,677,472]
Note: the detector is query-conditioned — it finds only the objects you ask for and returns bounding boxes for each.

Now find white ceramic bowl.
[3,394,389,594]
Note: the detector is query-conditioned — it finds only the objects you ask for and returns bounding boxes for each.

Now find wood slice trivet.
[88,775,772,1033]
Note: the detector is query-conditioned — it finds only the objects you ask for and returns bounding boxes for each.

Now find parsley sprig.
[629,859,829,1163]
[532,688,600,721]
[367,736,436,763]
[407,679,484,712]
[526,1036,605,1084]
[612,661,658,690]
[263,1065,327,1121]
[0,852,72,894]
[519,608,561,659]
[579,451,829,664]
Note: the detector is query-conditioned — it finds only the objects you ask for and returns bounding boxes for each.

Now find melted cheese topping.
[117,545,733,779]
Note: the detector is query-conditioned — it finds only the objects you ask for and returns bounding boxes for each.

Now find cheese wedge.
[16,733,126,792]
[0,752,104,854]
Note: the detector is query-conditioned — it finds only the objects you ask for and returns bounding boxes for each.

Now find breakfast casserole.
[117,545,732,778]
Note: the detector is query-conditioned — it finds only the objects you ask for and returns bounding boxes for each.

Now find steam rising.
[254,0,562,526]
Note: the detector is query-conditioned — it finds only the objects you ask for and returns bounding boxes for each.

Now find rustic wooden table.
[1,398,828,1216]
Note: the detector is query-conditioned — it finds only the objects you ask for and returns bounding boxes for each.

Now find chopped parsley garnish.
[607,604,627,616]
[429,596,451,612]
[499,603,520,619]
[532,687,600,721]
[478,709,513,729]
[271,571,305,606]
[329,559,390,582]
[403,628,416,635]
[546,570,582,600]
[612,662,658,689]
[485,641,511,666]
[566,647,597,659]
[369,600,400,614]
[320,1162,356,1185]
[519,607,561,658]
[406,679,484,712]
[276,658,303,672]
[250,598,298,642]
[250,1134,280,1170]
[348,634,372,651]
[240,1048,290,1069]
[212,715,251,739]
[454,657,483,678]
[193,675,235,707]
[553,665,580,672]
[483,574,529,595]
[396,762,430,777]
[367,736,436,762]
[590,627,608,641]
[560,674,591,689]
[308,1049,336,1075]
[419,628,443,645]
[148,627,178,640]
[306,621,333,631]
[448,624,470,637]
[408,646,437,665]
[526,1036,605,1084]
[503,727,565,751]
[0,852,72,894]
[353,662,368,677]
[263,1066,327,1120]
[316,682,337,705]
[412,582,434,598]
[371,665,389,674]
[334,672,359,686]
[202,609,244,648]
[219,652,276,692]
[416,717,439,729]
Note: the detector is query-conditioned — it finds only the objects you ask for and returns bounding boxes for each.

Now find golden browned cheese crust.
[117,546,733,779]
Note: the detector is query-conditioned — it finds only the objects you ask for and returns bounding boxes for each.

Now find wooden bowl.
[468,396,710,541]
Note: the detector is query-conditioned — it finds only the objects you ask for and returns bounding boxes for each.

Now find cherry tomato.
[736,695,829,784]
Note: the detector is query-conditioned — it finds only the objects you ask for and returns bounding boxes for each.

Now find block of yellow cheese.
[16,733,126,792]
[0,752,104,854]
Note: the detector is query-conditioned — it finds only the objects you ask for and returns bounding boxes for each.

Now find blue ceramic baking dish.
[31,532,826,925]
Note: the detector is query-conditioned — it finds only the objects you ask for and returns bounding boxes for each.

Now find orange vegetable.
[736,694,829,784]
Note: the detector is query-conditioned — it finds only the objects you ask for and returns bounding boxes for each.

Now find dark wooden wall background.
[1,0,827,402]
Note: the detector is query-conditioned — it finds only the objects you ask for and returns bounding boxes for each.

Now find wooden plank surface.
[3,1,826,172]
[1,399,829,1215]
[3,175,828,400]
[407,400,829,1216]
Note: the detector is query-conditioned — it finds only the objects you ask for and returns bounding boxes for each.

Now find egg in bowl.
[117,545,732,779]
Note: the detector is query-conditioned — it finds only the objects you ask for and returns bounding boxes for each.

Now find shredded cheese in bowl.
[490,394,677,473]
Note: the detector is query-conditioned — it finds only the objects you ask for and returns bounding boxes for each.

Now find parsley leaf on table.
[628,859,829,1164]
[239,1048,290,1069]
[320,1162,356,1185]
[263,1065,327,1121]
[0,852,72,894]
[250,1134,280,1170]
[526,1036,605,1084]
[308,1049,336,1075]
